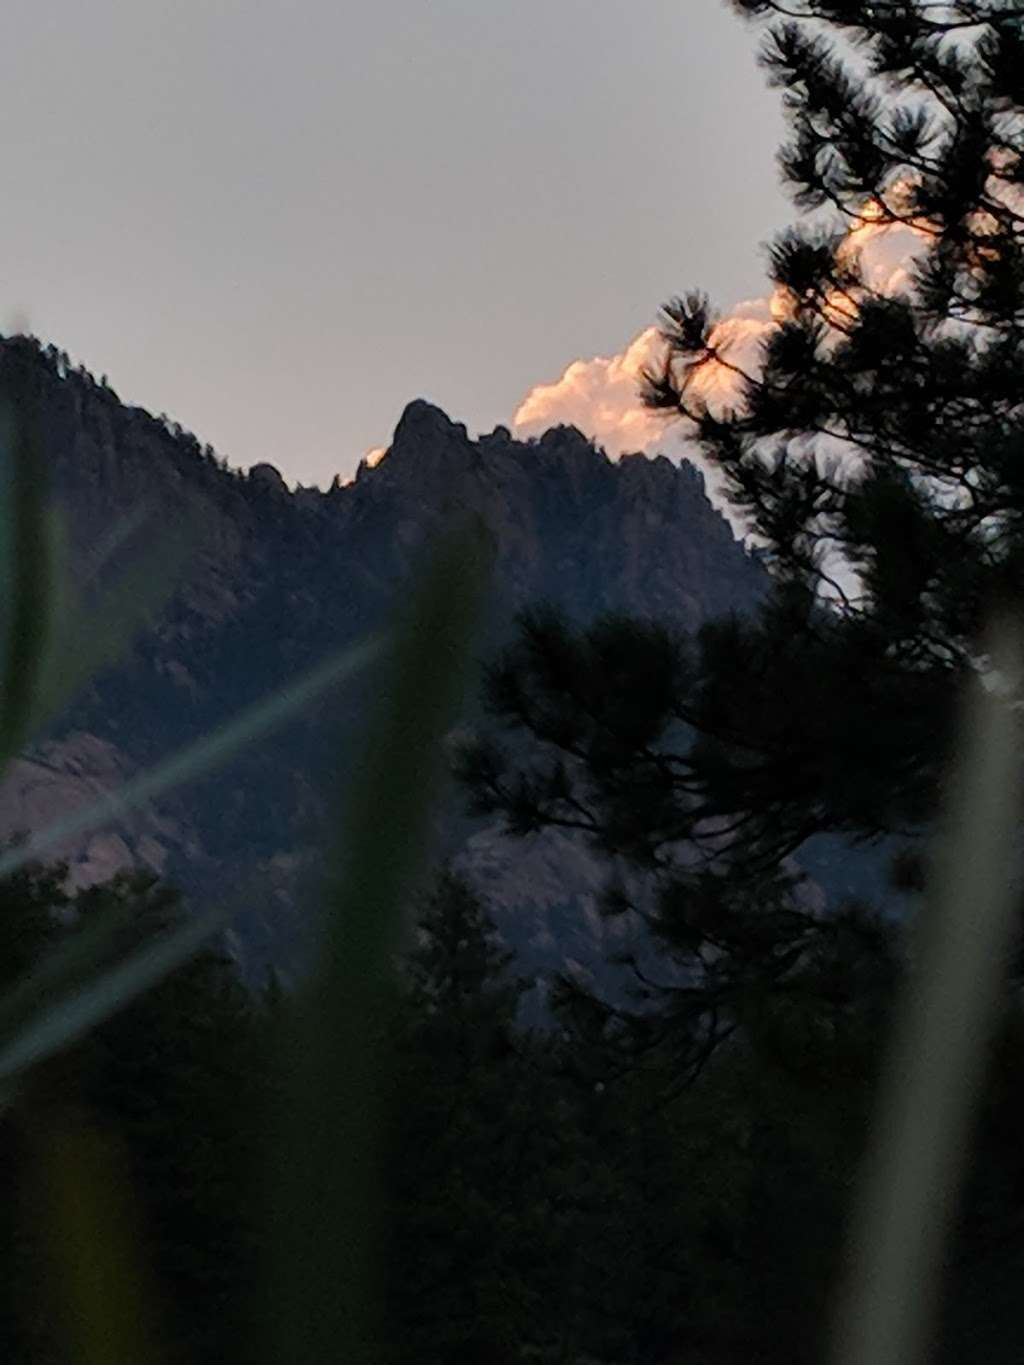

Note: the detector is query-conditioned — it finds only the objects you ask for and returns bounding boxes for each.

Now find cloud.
[509,300,782,477]
[510,296,790,464]
[511,194,937,467]
[512,328,674,457]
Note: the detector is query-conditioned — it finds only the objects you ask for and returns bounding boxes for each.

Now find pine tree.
[397,867,527,1057]
[385,869,546,1362]
[639,0,1024,848]
[455,603,901,1089]
[453,11,1024,1353]
[457,0,1023,1067]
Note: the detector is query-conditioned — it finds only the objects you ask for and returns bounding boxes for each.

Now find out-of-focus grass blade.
[26,1106,166,1364]
[0,391,60,774]
[267,525,490,1365]
[0,897,238,1085]
[831,617,1024,1365]
[0,633,383,882]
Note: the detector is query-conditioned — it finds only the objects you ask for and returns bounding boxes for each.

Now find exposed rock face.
[0,335,766,986]
[0,734,198,888]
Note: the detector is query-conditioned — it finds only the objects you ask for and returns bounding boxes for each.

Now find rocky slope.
[0,334,767,989]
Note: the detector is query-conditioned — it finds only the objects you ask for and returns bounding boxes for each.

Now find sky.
[1,0,795,488]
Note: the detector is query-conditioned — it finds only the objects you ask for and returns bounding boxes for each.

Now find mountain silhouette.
[0,333,767,992]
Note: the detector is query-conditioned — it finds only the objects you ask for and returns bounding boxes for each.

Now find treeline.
[0,855,1021,1364]
[0,333,235,478]
[0,863,267,1364]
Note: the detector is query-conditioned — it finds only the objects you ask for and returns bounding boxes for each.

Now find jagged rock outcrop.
[350,399,759,629]
[0,335,766,985]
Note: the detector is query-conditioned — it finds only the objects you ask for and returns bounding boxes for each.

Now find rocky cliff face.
[0,335,766,988]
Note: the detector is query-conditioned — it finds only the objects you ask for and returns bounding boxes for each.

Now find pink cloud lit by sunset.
[511,190,937,464]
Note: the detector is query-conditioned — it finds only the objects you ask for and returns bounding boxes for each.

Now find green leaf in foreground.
[831,617,1024,1365]
[267,525,491,1365]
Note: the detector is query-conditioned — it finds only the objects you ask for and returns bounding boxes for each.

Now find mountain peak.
[249,462,287,494]
[393,398,468,446]
[3,335,769,996]
[379,398,476,482]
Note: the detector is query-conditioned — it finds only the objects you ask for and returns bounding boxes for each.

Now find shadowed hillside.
[0,333,766,985]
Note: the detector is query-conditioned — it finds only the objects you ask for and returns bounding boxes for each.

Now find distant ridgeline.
[0,331,792,993]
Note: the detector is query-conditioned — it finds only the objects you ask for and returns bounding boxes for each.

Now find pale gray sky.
[1,0,792,487]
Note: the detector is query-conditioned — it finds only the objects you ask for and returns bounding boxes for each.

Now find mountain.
[0,333,767,991]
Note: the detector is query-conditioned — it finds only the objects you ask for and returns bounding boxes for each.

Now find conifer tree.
[639,0,1024,849]
[457,0,1024,1063]
[385,869,545,1362]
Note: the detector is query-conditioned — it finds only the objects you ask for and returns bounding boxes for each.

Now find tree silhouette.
[458,0,1022,1065]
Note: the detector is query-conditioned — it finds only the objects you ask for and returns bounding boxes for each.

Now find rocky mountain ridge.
[0,334,767,989]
